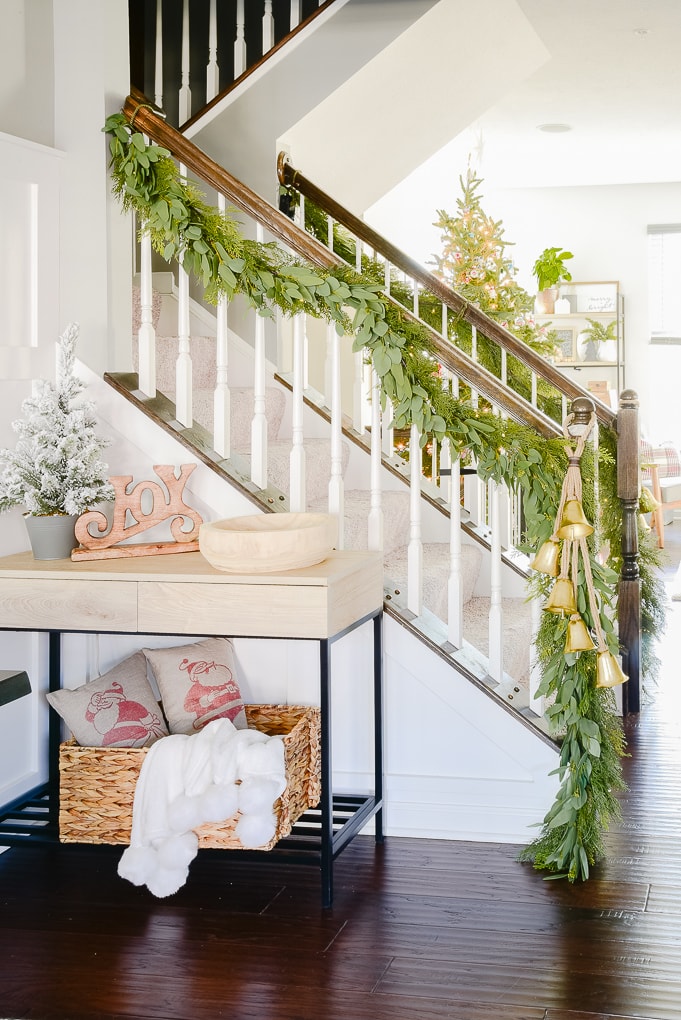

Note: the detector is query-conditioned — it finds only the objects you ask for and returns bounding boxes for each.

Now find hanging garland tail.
[103,110,663,881]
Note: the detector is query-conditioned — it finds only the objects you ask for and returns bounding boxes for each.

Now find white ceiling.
[436,0,681,190]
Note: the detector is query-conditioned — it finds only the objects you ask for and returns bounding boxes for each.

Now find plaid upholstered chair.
[640,438,681,548]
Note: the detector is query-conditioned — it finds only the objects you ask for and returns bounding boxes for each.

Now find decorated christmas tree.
[430,169,555,359]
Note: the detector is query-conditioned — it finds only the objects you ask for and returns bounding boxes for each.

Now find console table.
[0,549,384,907]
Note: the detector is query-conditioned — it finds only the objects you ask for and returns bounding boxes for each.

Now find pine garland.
[103,111,663,882]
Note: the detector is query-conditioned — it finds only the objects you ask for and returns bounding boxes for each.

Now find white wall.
[0,0,54,147]
[53,0,132,375]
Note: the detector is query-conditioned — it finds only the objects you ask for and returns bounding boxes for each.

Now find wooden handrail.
[277,155,617,431]
[122,90,561,438]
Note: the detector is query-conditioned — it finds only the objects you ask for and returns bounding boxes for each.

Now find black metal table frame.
[0,608,384,909]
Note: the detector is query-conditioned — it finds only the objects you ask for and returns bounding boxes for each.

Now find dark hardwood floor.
[2,528,681,1020]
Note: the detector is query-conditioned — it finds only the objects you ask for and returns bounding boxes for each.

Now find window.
[648,224,681,343]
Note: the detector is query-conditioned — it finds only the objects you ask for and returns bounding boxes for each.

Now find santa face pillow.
[46,652,168,748]
[143,637,247,734]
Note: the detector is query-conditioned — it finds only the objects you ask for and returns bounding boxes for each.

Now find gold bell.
[530,538,561,576]
[638,513,651,532]
[565,614,595,653]
[595,650,628,688]
[557,499,594,540]
[545,577,578,615]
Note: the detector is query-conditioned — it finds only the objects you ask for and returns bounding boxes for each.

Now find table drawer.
[138,581,331,638]
[0,579,137,632]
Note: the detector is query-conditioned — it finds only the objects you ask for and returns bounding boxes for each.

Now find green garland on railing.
[297,197,565,424]
[103,111,661,881]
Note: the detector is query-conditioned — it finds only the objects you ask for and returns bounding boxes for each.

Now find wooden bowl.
[199,512,338,573]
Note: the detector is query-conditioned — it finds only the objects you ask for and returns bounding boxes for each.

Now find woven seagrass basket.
[59,704,321,850]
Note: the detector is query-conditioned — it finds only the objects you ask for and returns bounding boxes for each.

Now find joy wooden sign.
[72,464,203,561]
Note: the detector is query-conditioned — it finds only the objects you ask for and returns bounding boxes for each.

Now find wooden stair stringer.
[104,371,289,515]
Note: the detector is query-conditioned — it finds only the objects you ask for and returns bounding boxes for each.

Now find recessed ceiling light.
[537,123,572,133]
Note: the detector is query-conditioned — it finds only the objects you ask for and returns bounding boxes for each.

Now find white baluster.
[206,0,220,101]
[263,1,274,53]
[413,279,419,319]
[488,479,503,683]
[470,325,479,407]
[443,441,463,648]
[176,170,192,428]
[429,437,437,484]
[561,393,568,420]
[529,596,544,715]
[327,323,344,548]
[361,360,372,430]
[213,193,230,458]
[352,350,364,433]
[407,424,423,616]
[234,0,246,78]
[367,367,383,552]
[290,0,301,30]
[138,224,156,398]
[154,0,164,108]
[290,313,306,511]
[500,347,507,386]
[531,369,538,407]
[384,259,391,296]
[251,224,268,488]
[463,468,482,527]
[178,0,191,124]
[441,301,448,340]
[498,479,512,550]
[382,398,394,459]
[323,322,333,413]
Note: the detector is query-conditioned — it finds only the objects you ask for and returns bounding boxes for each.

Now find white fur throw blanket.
[118,718,286,897]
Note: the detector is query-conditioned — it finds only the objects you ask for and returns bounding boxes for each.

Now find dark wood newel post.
[616,389,641,714]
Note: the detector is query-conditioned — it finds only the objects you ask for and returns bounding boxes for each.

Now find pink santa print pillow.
[143,637,247,735]
[47,652,168,748]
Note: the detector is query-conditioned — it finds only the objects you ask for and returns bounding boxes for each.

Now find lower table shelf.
[0,785,383,907]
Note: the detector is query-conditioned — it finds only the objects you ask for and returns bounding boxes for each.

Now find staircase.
[87,8,643,840]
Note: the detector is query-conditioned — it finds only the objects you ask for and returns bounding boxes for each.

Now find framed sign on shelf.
[552,328,576,364]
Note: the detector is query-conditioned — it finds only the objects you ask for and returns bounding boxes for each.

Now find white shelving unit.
[536,280,624,407]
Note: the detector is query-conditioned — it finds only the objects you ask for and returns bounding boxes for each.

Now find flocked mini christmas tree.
[0,322,115,517]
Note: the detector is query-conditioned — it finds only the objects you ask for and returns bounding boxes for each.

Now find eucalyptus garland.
[103,111,663,881]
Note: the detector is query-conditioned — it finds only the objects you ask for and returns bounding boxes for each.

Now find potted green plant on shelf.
[533,246,574,314]
[0,322,115,559]
[577,317,617,363]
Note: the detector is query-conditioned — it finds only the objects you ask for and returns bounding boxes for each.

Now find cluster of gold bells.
[530,414,627,689]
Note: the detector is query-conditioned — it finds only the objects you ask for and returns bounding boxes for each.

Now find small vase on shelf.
[535,288,558,314]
